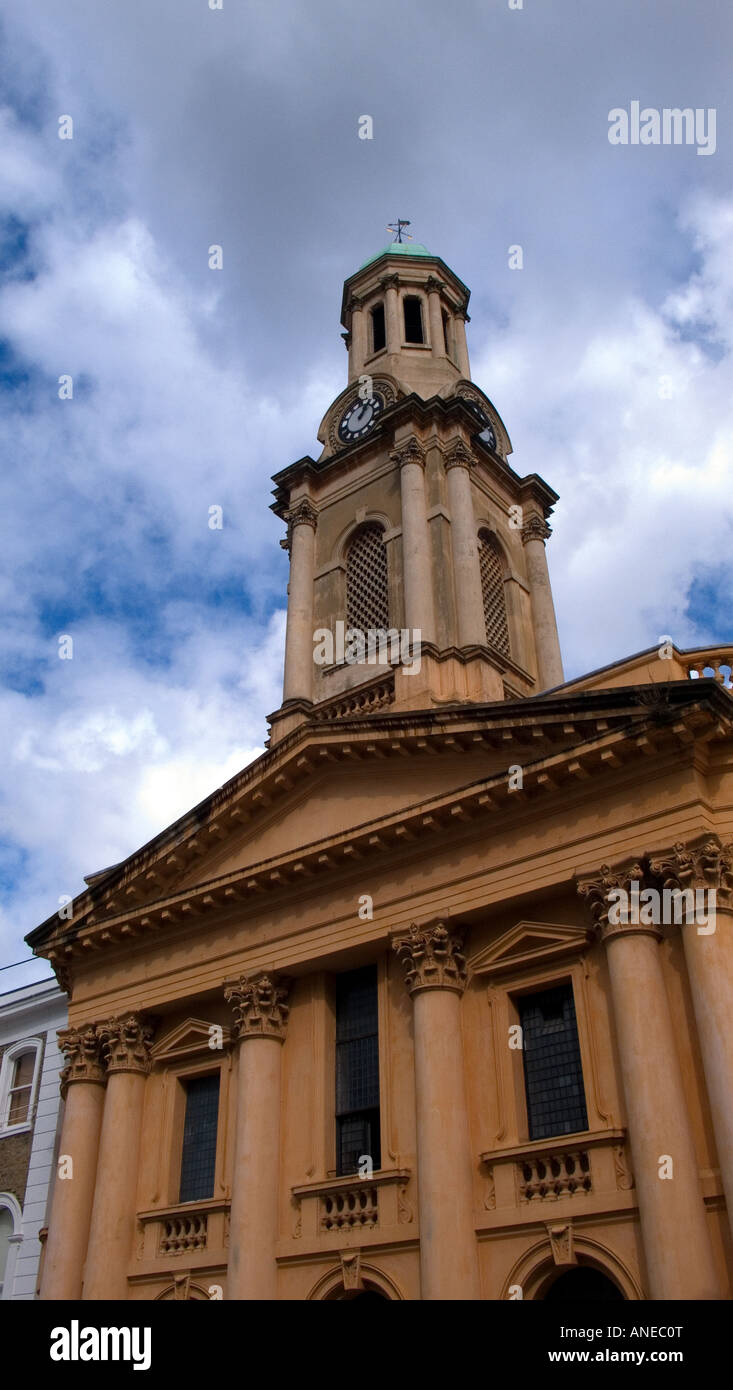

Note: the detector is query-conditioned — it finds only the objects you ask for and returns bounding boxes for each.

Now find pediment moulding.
[31,691,731,982]
[469,920,594,979]
[151,1017,233,1063]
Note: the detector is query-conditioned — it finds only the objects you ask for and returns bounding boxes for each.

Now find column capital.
[58,1024,106,1095]
[346,294,365,314]
[390,437,426,471]
[444,439,474,472]
[285,498,318,532]
[99,1014,156,1076]
[379,272,399,290]
[393,921,468,996]
[224,972,292,1041]
[425,275,445,294]
[650,835,733,906]
[521,513,552,546]
[576,860,658,943]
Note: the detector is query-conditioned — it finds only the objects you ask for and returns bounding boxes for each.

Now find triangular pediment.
[469,920,593,978]
[152,1017,232,1062]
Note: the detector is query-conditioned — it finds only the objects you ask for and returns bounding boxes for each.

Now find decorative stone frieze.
[393,920,467,995]
[99,1014,156,1076]
[576,861,652,942]
[650,836,733,907]
[520,514,552,546]
[58,1023,106,1094]
[224,972,292,1041]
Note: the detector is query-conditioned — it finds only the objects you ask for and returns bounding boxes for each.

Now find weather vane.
[387,219,412,244]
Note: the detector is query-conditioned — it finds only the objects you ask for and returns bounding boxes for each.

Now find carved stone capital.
[390,437,426,471]
[425,275,445,294]
[520,514,552,546]
[58,1024,106,1094]
[444,439,474,472]
[576,861,656,943]
[346,295,365,314]
[393,921,467,995]
[224,972,292,1041]
[99,1015,156,1076]
[379,273,399,290]
[650,836,733,907]
[285,498,318,532]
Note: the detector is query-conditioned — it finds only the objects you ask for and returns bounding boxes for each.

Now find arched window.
[346,524,389,632]
[0,1040,42,1133]
[0,1194,23,1300]
[478,530,510,656]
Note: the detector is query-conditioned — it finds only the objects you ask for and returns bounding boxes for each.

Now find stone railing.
[683,648,733,689]
[135,1199,230,1262]
[316,675,395,722]
[480,1130,632,1213]
[290,1168,413,1243]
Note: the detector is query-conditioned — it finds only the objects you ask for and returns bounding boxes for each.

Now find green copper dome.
[358,241,432,269]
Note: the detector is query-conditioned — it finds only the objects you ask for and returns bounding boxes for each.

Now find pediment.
[469,920,593,978]
[152,1017,232,1062]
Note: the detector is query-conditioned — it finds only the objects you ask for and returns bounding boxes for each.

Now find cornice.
[32,693,730,979]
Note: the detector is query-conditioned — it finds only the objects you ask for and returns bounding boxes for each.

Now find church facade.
[29,240,733,1301]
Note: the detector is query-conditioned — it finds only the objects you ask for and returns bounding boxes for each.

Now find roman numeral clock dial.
[337,391,385,443]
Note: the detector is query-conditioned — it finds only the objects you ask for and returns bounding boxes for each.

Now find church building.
[28,237,733,1301]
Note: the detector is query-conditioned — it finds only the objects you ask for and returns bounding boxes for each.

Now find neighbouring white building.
[0,976,67,1299]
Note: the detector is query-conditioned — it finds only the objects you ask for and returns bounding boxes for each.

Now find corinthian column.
[225,972,291,1300]
[444,441,486,646]
[40,1025,106,1300]
[649,836,733,1240]
[393,437,436,644]
[82,1015,155,1300]
[578,863,719,1300]
[521,513,564,690]
[393,923,480,1300]
[282,499,317,704]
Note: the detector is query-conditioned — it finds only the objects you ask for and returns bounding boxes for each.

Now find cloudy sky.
[1,0,732,986]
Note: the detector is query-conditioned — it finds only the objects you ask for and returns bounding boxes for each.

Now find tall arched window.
[345,524,389,631]
[0,1040,42,1133]
[478,530,510,656]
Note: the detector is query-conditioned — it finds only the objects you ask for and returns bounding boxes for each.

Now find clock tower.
[269,237,564,744]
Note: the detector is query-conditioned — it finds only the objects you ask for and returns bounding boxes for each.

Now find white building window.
[0,1040,42,1134]
[0,1194,22,1299]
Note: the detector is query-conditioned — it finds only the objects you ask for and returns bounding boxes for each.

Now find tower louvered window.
[478,530,510,656]
[346,524,389,631]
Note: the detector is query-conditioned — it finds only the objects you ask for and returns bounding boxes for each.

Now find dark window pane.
[179,1073,220,1203]
[520,986,588,1140]
[371,303,386,353]
[335,967,381,1175]
[403,297,424,344]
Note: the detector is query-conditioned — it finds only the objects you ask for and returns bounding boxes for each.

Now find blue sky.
[1,0,732,986]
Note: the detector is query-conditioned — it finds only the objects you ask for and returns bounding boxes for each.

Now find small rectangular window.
[371,303,386,353]
[335,966,381,1175]
[403,296,424,344]
[519,985,588,1140]
[179,1073,220,1203]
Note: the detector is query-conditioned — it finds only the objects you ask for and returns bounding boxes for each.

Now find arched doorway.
[543,1265,624,1301]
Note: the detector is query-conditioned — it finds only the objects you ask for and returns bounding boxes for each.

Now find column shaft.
[83,1070,147,1298]
[452,312,471,378]
[349,300,367,378]
[282,501,317,703]
[384,279,400,354]
[445,448,486,646]
[521,516,564,688]
[427,285,444,359]
[40,1031,105,1300]
[396,442,436,643]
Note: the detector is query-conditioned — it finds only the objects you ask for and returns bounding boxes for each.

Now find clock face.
[338,392,385,443]
[461,397,496,451]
